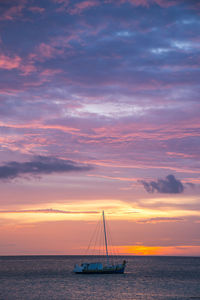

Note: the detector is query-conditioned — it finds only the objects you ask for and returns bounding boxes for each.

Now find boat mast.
[102,210,109,266]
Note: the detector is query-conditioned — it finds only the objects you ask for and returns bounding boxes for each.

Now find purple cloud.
[140,174,184,193]
[0,156,92,180]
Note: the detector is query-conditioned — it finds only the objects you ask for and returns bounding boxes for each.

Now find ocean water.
[0,256,200,300]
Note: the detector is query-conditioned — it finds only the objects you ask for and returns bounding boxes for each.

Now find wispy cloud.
[137,217,185,223]
[0,209,98,214]
[0,156,93,180]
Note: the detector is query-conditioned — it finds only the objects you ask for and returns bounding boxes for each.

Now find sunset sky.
[0,0,200,256]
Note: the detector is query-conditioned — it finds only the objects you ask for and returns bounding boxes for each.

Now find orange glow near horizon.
[0,189,200,256]
[115,245,200,256]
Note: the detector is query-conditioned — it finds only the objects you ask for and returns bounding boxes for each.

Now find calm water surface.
[0,256,200,300]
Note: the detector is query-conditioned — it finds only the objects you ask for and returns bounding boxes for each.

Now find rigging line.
[107,221,118,257]
[103,211,109,265]
[106,220,119,263]
[96,216,102,255]
[101,218,104,256]
[91,220,99,255]
[100,215,104,257]
[99,218,103,257]
[96,216,101,256]
[92,215,101,255]
[98,230,100,257]
[101,217,106,257]
[106,221,114,264]
[107,215,116,264]
[100,214,105,260]
[98,216,102,257]
[108,225,115,257]
[84,214,101,256]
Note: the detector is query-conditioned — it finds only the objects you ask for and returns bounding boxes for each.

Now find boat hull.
[75,268,125,274]
[74,263,126,274]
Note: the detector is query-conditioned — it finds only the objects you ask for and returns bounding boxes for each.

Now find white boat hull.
[74,261,126,274]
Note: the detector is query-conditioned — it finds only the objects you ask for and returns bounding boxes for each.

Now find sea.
[0,255,200,300]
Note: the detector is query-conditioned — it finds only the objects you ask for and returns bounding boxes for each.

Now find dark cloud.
[140,174,184,193]
[0,156,92,180]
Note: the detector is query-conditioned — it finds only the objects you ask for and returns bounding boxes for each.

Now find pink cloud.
[113,0,179,7]
[28,32,82,65]
[38,43,57,59]
[0,121,80,134]
[0,0,26,21]
[0,88,23,96]
[119,0,149,6]
[31,42,64,62]
[0,52,38,76]
[28,6,45,14]
[0,51,38,75]
[153,0,179,8]
[68,0,100,15]
[20,63,36,75]
[53,0,70,4]
[40,68,62,77]
[0,54,21,70]
[53,0,100,14]
[88,173,141,183]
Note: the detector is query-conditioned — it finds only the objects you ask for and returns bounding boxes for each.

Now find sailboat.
[73,211,126,274]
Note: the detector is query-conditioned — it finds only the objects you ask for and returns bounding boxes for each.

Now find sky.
[0,0,200,256]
